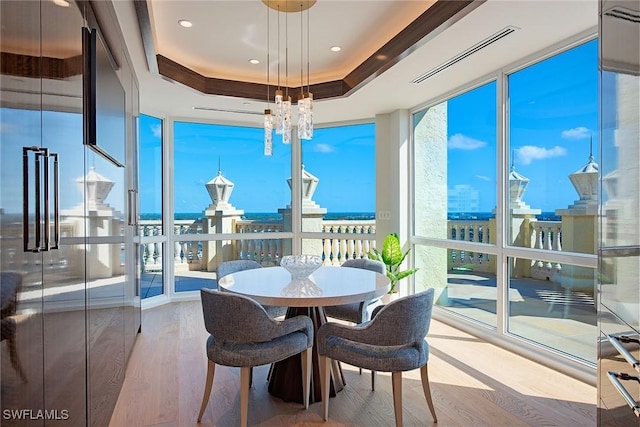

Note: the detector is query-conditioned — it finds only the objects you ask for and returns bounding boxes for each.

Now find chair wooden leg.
[371,370,376,391]
[240,366,251,427]
[319,355,331,421]
[420,364,438,422]
[301,348,312,409]
[391,372,403,427]
[197,360,216,422]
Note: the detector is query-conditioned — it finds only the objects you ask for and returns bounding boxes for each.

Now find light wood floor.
[109,301,596,427]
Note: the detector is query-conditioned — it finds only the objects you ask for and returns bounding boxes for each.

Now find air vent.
[604,7,640,23]
[412,26,518,85]
[192,106,262,115]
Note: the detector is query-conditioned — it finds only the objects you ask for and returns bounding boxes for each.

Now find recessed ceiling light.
[178,19,193,28]
[52,0,70,7]
[249,59,260,65]
[330,46,342,52]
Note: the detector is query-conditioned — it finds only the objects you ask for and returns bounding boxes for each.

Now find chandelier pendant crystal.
[282,95,292,144]
[298,3,313,140]
[263,2,273,155]
[298,92,313,140]
[264,109,273,155]
[274,89,284,134]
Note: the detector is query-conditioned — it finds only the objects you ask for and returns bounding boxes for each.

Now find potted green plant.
[368,233,418,293]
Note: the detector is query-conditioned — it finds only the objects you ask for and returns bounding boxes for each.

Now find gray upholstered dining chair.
[1,272,27,383]
[323,258,386,324]
[217,260,287,318]
[317,288,437,427]
[198,289,314,426]
[323,258,386,387]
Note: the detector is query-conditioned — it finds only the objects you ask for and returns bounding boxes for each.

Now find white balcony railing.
[139,217,566,285]
[139,218,377,272]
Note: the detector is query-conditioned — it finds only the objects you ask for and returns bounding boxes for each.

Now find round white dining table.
[217,265,390,307]
[217,264,390,404]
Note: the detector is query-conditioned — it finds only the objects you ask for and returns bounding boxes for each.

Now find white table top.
[217,265,390,307]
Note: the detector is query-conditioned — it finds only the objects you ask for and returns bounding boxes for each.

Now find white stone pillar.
[281,166,327,257]
[409,106,448,301]
[62,167,119,280]
[556,153,598,292]
[202,171,244,271]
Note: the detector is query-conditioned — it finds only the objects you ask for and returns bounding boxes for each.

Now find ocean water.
[143,212,377,222]
[141,211,561,222]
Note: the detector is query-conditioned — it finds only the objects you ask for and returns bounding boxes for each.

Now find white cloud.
[0,122,18,135]
[561,126,590,140]
[516,145,567,165]
[475,175,492,182]
[313,143,334,153]
[151,124,162,138]
[448,133,486,150]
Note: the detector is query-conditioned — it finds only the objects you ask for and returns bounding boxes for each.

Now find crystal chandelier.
[263,0,315,149]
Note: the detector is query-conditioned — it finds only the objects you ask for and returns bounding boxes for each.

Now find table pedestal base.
[267,306,345,403]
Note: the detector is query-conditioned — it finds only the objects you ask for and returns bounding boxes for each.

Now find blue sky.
[140,119,375,214]
[0,39,598,217]
[139,39,597,216]
[442,39,597,213]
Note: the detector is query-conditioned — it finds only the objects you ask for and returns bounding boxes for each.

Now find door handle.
[128,189,138,227]
[22,146,59,252]
[23,146,41,252]
[42,148,50,250]
[51,152,60,249]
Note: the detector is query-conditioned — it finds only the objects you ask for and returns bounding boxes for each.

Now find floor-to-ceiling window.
[413,81,497,327]
[300,123,377,262]
[171,120,291,293]
[506,40,598,363]
[412,37,598,367]
[137,118,377,301]
[139,114,164,299]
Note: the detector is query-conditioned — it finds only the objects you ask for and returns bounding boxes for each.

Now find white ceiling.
[113,0,598,126]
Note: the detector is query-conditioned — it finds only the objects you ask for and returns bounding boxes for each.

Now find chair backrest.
[200,288,272,343]
[217,260,262,279]
[1,272,22,319]
[368,288,434,346]
[341,258,386,275]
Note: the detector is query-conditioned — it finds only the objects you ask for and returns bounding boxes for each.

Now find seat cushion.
[324,302,363,324]
[208,330,309,367]
[322,335,428,372]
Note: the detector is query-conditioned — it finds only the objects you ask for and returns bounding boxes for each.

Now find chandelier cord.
[277,4,280,90]
[306,4,310,93]
[300,3,303,95]
[266,4,270,106]
[285,0,288,98]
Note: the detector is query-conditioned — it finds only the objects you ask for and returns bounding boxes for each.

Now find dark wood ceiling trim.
[157,54,207,92]
[158,54,349,102]
[1,52,83,79]
[343,0,476,93]
[141,0,482,101]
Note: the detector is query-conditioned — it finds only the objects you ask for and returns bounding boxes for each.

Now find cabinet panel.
[40,2,88,423]
[1,1,45,425]
[598,0,640,425]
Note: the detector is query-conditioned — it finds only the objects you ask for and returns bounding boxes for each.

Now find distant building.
[448,184,480,212]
